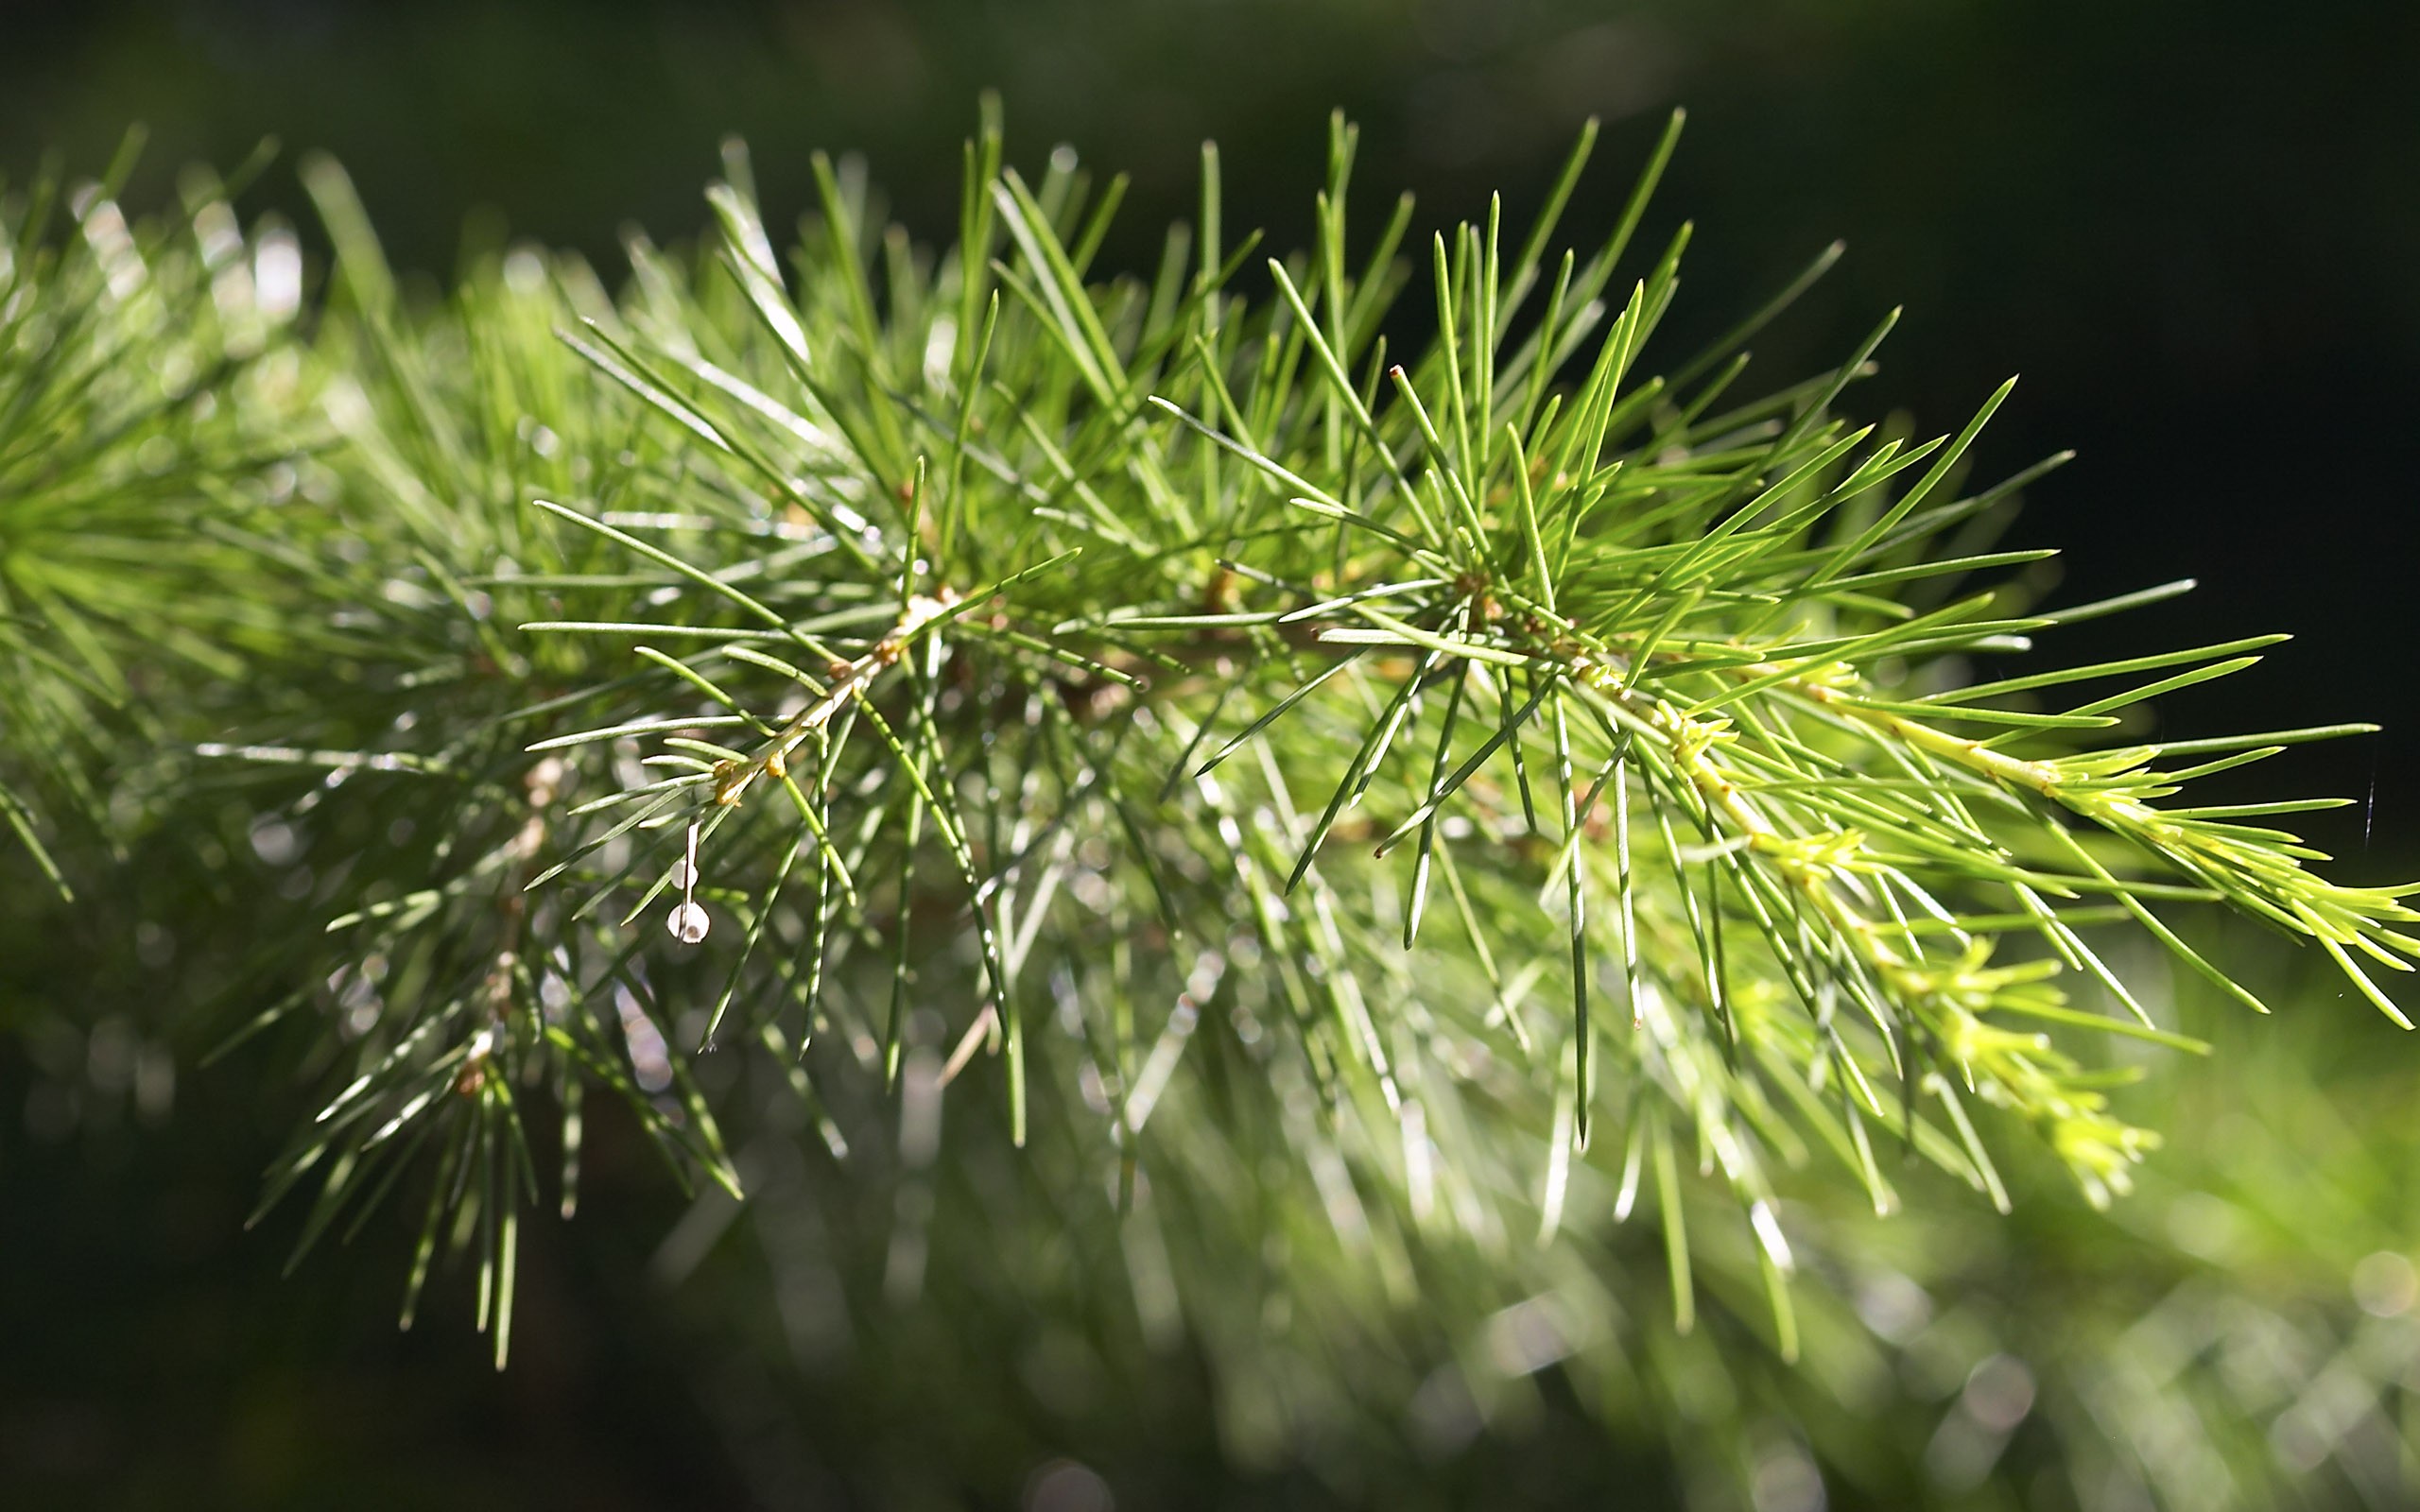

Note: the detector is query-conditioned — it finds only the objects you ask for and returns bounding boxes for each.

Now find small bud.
[666,901,711,945]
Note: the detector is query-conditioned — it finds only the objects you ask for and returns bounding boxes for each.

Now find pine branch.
[6,108,2409,1414]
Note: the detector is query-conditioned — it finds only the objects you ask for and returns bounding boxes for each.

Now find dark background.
[3,1,2417,1505]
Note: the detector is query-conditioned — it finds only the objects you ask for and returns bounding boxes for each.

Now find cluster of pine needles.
[5,105,2416,1506]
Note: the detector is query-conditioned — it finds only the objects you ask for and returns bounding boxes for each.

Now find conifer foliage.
[4,104,2413,1499]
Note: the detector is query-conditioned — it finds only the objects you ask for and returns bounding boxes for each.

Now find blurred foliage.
[4,5,2420,1511]
[11,945,2420,1507]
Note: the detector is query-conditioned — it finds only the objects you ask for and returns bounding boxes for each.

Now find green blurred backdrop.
[5,2,2419,1506]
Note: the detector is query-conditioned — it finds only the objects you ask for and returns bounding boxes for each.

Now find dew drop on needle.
[666,819,710,942]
